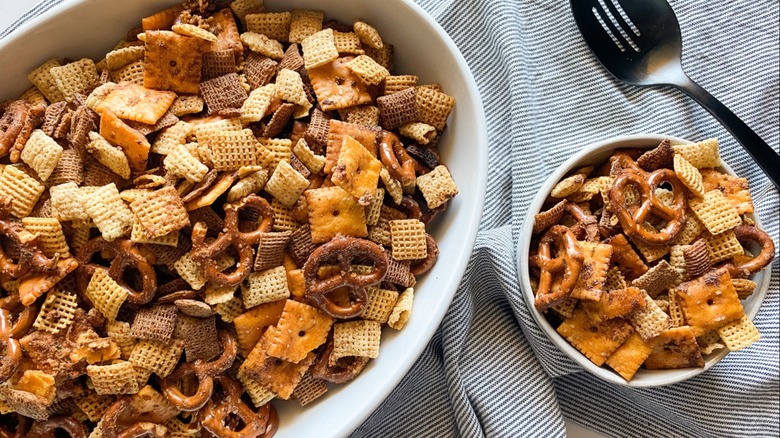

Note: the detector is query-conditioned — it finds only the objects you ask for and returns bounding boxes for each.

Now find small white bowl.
[0,0,488,435]
[517,134,771,387]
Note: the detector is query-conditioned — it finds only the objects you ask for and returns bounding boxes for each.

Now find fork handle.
[673,75,779,189]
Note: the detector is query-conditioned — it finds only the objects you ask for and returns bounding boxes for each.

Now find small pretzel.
[379,131,422,186]
[233,194,275,245]
[0,296,37,338]
[28,416,86,438]
[0,309,21,384]
[303,236,388,318]
[410,234,439,276]
[199,375,277,438]
[609,168,687,245]
[100,397,167,438]
[0,414,30,438]
[398,196,422,220]
[0,200,59,280]
[0,100,44,161]
[76,238,157,304]
[721,225,776,278]
[564,201,599,242]
[530,225,584,311]
[162,330,237,411]
[311,333,369,383]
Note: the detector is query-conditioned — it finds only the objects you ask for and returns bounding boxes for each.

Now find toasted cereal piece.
[383,75,418,95]
[163,417,203,437]
[305,186,367,243]
[86,132,131,179]
[292,372,328,407]
[367,204,404,246]
[242,267,291,309]
[152,120,191,155]
[143,31,203,94]
[110,59,146,85]
[380,166,404,205]
[696,330,726,355]
[550,297,577,319]
[331,136,382,205]
[301,28,339,69]
[568,176,613,203]
[240,84,277,123]
[331,320,382,364]
[176,315,221,362]
[667,288,685,327]
[293,138,326,174]
[332,31,364,55]
[271,199,300,232]
[82,183,134,241]
[702,229,744,263]
[244,52,278,89]
[602,267,627,292]
[192,117,242,142]
[184,171,240,211]
[84,268,128,320]
[377,87,419,131]
[252,231,292,272]
[416,165,458,210]
[731,278,757,300]
[50,182,90,222]
[237,369,275,409]
[605,332,653,381]
[241,32,284,59]
[673,154,704,197]
[32,288,78,335]
[672,138,720,168]
[74,392,116,422]
[173,251,207,290]
[14,369,56,404]
[361,287,399,323]
[389,219,427,261]
[644,326,704,369]
[556,308,634,366]
[230,0,267,25]
[227,169,269,203]
[47,148,85,187]
[263,102,296,138]
[340,106,380,128]
[700,169,754,214]
[364,188,385,227]
[266,300,333,363]
[22,217,69,258]
[128,186,189,238]
[106,320,137,359]
[130,304,178,342]
[583,286,646,324]
[289,9,324,43]
[716,315,761,351]
[172,23,217,42]
[85,82,116,112]
[246,12,291,41]
[682,239,712,279]
[129,339,184,378]
[19,86,48,107]
[532,201,566,235]
[388,287,414,330]
[675,269,744,337]
[263,160,310,208]
[28,58,65,102]
[99,109,150,172]
[163,144,209,183]
[0,386,50,420]
[87,361,139,395]
[628,291,672,341]
[550,174,585,198]
[353,20,383,49]
[169,96,204,118]
[105,45,145,70]
[637,139,674,171]
[241,331,315,399]
[95,82,175,125]
[570,242,612,301]
[308,57,373,111]
[632,223,670,263]
[344,55,389,86]
[203,283,237,306]
[630,260,681,298]
[50,58,98,102]
[414,86,455,131]
[20,130,63,181]
[671,209,704,245]
[208,129,258,171]
[199,73,248,115]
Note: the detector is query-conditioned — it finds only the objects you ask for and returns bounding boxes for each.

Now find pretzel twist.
[0,414,30,438]
[722,225,776,278]
[530,225,584,311]
[76,237,157,304]
[234,194,275,245]
[199,375,278,438]
[0,309,21,384]
[0,100,44,161]
[0,296,37,338]
[379,131,422,186]
[409,234,439,276]
[0,199,59,280]
[564,201,599,242]
[311,332,369,383]
[100,397,167,438]
[303,236,387,318]
[28,416,86,438]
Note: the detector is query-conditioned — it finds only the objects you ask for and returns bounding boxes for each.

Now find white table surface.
[0,1,607,436]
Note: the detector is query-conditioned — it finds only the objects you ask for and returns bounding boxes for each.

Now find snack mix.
[530,138,775,381]
[0,0,459,435]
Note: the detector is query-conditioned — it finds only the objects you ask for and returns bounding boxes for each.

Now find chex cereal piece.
[414,86,455,131]
[50,182,88,221]
[556,308,633,366]
[199,73,248,114]
[293,139,326,174]
[267,300,333,363]
[236,369,276,408]
[632,223,670,263]
[697,330,726,355]
[0,386,50,420]
[106,45,145,70]
[292,372,328,407]
[203,284,237,306]
[48,148,85,186]
[702,229,743,263]
[388,287,414,329]
[143,31,203,94]
[106,320,137,359]
[246,12,291,41]
[32,288,78,335]
[673,154,705,197]
[74,392,116,422]
[241,32,284,59]
[271,199,300,232]
[682,239,713,279]
[308,56,373,111]
[278,42,305,71]
[172,23,217,42]
[19,86,48,107]
[667,288,686,327]
[164,143,209,183]
[305,108,330,147]
[550,297,577,319]
[389,219,427,261]
[672,138,720,168]
[583,286,646,324]
[21,217,69,258]
[244,53,278,89]
[174,251,207,290]
[152,120,191,155]
[177,315,221,362]
[28,58,65,102]
[331,320,382,364]
[532,201,566,234]
[20,130,63,181]
[603,267,627,292]
[383,75,418,95]
[192,118,242,143]
[365,188,385,226]
[286,224,315,266]
[128,339,184,378]
[264,160,310,208]
[253,231,292,271]
[416,165,458,210]
[87,132,132,179]
[95,82,176,125]
[301,28,339,69]
[731,278,757,300]
[672,210,704,245]
[333,31,364,55]
[87,361,139,395]
[50,58,99,102]
[111,59,146,85]
[84,267,128,320]
[230,0,266,25]
[208,129,259,171]
[289,10,324,43]
[628,291,672,341]
[227,169,269,202]
[674,269,744,337]
[630,260,681,298]
[130,304,178,342]
[242,266,291,308]
[690,190,742,235]
[353,20,383,49]
[362,287,399,323]
[130,220,178,247]
[241,332,315,399]
[129,186,189,239]
[400,122,437,145]
[0,165,45,218]
[637,139,674,171]
[377,87,418,130]
[645,326,704,369]
[345,55,389,86]
[716,315,761,351]
[305,186,368,243]
[568,176,613,203]
[700,169,754,214]
[240,83,277,123]
[571,241,612,301]
[276,69,312,117]
[341,105,380,128]
[605,332,653,381]
[368,204,404,246]
[263,103,296,138]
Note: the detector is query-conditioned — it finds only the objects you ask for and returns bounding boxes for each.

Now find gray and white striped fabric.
[3,1,778,437]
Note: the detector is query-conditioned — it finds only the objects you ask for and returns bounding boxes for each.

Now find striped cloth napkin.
[3,1,778,437]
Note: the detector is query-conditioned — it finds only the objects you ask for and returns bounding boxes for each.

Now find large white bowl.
[517,134,770,387]
[0,1,488,435]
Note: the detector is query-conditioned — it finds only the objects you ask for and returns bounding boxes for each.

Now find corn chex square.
[22,217,69,258]
[20,130,63,181]
[672,138,720,168]
[49,58,99,102]
[246,12,291,41]
[271,199,300,232]
[289,9,324,43]
[84,268,128,320]
[83,183,134,241]
[87,361,139,395]
[389,219,427,260]
[628,291,672,341]
[333,31,364,55]
[354,21,383,49]
[129,339,184,378]
[241,32,284,59]
[361,287,400,323]
[173,251,207,290]
[716,315,761,351]
[266,300,333,363]
[258,137,292,170]
[416,165,458,210]
[383,75,418,95]
[28,58,65,102]
[700,169,754,214]
[293,138,326,174]
[690,190,741,235]
[301,28,339,69]
[236,369,276,408]
[703,230,744,263]
[242,266,291,309]
[414,86,455,131]
[0,165,45,218]
[129,186,189,238]
[331,320,382,364]
[264,160,310,208]
[673,154,704,197]
[73,392,115,422]
[207,129,259,171]
[106,320,138,359]
[49,182,88,221]
[32,288,78,335]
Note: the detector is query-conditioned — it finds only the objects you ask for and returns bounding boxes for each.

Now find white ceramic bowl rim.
[516,134,771,388]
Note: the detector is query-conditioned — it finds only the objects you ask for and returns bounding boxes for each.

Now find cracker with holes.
[130,186,189,238]
[241,331,315,399]
[570,241,612,301]
[582,286,646,324]
[556,308,634,367]
[605,332,653,381]
[266,300,333,363]
[644,326,704,369]
[308,57,373,111]
[234,300,287,356]
[143,30,203,94]
[95,82,176,124]
[674,269,744,337]
[305,186,368,243]
[331,135,383,205]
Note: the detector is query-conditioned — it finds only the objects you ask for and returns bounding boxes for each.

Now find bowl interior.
[517,134,770,387]
[0,0,488,435]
